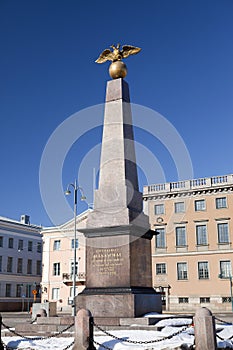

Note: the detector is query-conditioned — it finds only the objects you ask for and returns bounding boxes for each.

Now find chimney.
[20,215,30,225]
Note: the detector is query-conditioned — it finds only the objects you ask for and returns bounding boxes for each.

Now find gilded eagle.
[95,44,141,63]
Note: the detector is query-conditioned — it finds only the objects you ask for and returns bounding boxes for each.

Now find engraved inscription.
[92,248,124,276]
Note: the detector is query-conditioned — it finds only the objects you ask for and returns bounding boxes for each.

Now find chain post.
[194,307,217,350]
[73,309,96,350]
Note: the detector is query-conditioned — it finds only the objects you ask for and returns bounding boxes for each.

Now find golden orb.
[109,61,127,79]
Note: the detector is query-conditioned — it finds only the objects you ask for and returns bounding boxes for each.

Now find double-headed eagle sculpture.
[95,43,141,63]
[95,44,141,79]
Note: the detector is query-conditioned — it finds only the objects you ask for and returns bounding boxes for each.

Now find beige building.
[143,174,233,312]
[41,210,89,312]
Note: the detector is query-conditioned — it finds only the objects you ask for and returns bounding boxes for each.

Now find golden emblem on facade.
[95,44,141,79]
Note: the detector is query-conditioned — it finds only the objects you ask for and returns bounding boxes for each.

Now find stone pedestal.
[77,227,162,319]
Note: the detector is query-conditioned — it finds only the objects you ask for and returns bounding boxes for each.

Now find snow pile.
[2,336,74,349]
[155,318,193,327]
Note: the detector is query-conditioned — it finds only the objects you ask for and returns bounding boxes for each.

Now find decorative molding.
[143,184,233,201]
[156,217,164,223]
[174,221,188,225]
[215,217,231,221]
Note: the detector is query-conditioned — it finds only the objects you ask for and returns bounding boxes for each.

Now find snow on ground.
[2,336,74,349]
[2,319,233,349]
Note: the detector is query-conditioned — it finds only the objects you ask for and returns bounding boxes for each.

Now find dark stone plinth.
[76,224,162,319]
[83,231,153,289]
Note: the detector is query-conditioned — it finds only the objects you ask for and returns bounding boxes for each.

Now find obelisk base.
[76,287,162,324]
[76,225,162,323]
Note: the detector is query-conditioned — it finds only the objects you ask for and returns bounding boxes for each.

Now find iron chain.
[93,321,189,344]
[2,321,74,341]
[216,333,233,341]
[61,339,75,350]
[92,337,157,350]
[215,317,233,325]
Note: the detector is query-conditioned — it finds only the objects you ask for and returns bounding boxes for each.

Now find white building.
[0,215,42,311]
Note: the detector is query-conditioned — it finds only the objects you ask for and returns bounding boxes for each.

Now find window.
[28,241,33,252]
[70,286,78,298]
[220,260,232,278]
[8,238,13,248]
[222,297,231,303]
[37,242,42,253]
[179,297,189,304]
[53,262,60,276]
[218,223,229,244]
[18,239,23,251]
[52,288,60,300]
[0,236,3,247]
[154,204,164,215]
[177,262,188,280]
[53,240,61,251]
[27,259,32,274]
[7,257,13,272]
[195,199,206,211]
[174,202,185,213]
[36,260,42,275]
[176,227,186,247]
[196,225,208,245]
[198,261,209,279]
[71,239,79,249]
[200,297,210,303]
[155,228,166,248]
[5,284,11,297]
[156,263,166,275]
[71,261,78,275]
[16,284,22,298]
[26,284,31,297]
[0,256,2,272]
[216,197,227,209]
[17,258,23,273]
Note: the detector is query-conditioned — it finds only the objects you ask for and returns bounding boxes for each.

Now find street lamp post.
[219,273,233,311]
[65,180,86,316]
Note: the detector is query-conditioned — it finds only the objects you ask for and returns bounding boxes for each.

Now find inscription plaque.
[92,248,124,276]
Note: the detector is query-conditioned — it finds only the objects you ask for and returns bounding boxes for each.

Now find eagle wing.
[95,49,115,63]
[121,45,141,59]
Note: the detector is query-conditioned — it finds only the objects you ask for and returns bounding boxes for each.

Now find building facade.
[143,174,233,312]
[0,215,42,311]
[41,210,89,312]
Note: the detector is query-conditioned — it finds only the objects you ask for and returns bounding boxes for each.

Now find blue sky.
[1,0,233,226]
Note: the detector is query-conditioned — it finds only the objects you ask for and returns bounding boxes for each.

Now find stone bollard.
[194,307,217,350]
[73,309,96,350]
[0,314,4,350]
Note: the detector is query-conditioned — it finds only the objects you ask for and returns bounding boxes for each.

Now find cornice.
[143,185,233,201]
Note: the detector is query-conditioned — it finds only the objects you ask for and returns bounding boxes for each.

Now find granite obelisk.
[77,45,162,322]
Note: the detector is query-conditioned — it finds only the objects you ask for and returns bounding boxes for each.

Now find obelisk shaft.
[87,78,149,229]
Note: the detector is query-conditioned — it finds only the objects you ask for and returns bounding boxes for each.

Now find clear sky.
[1,0,233,226]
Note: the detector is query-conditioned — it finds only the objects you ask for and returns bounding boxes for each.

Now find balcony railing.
[143,174,233,195]
[62,272,86,281]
